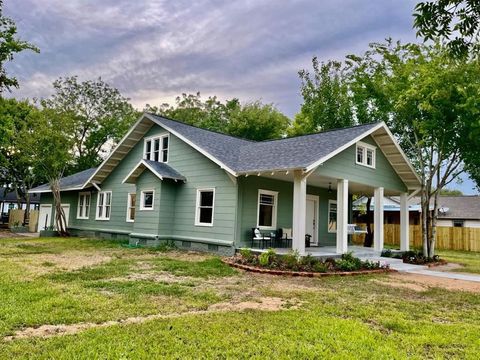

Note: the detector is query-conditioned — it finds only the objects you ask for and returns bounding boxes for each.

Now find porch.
[240,170,413,256]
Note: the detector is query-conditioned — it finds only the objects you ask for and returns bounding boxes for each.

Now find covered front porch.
[239,170,413,256]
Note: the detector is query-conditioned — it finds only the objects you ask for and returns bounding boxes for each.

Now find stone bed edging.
[223,259,396,277]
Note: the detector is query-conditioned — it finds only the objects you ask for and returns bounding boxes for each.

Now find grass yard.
[437,249,480,274]
[0,237,479,359]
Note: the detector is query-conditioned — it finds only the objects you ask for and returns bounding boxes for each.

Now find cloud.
[5,0,418,117]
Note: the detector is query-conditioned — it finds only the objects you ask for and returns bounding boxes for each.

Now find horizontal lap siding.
[237,177,293,247]
[168,135,237,242]
[316,135,407,193]
[159,180,176,234]
[237,177,339,247]
[133,171,161,235]
[37,125,237,243]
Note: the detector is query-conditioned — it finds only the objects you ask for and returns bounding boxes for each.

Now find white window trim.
[96,191,112,221]
[256,189,278,230]
[126,193,136,222]
[140,189,155,211]
[356,141,376,169]
[143,133,169,163]
[328,199,337,233]
[195,188,215,227]
[76,192,91,220]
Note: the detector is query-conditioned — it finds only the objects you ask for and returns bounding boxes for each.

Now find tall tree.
[147,93,290,141]
[45,76,139,173]
[345,40,480,257]
[0,0,39,94]
[22,105,75,235]
[290,59,353,136]
[414,0,480,57]
[292,58,376,246]
[0,97,40,223]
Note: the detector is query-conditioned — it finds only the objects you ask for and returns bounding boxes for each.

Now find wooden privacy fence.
[8,209,39,232]
[352,223,480,252]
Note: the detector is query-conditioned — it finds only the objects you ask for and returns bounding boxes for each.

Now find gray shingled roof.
[149,114,379,173]
[436,196,480,220]
[141,160,186,181]
[29,167,97,193]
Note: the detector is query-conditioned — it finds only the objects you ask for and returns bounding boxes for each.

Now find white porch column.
[336,179,349,254]
[292,170,307,255]
[374,187,384,251]
[400,192,410,251]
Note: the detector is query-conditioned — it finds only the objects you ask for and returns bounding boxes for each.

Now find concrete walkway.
[363,256,480,283]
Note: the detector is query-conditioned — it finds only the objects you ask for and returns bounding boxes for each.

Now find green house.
[30,113,421,256]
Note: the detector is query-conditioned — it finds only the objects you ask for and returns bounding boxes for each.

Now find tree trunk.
[364,197,374,247]
[50,178,69,236]
[429,191,439,258]
[421,189,429,257]
[23,193,31,226]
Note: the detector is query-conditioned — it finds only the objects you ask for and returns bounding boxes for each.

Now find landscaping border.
[223,259,396,277]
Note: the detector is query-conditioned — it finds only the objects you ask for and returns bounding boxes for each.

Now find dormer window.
[356,141,376,168]
[144,134,169,163]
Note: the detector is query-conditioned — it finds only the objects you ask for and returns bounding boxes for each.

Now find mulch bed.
[223,259,396,278]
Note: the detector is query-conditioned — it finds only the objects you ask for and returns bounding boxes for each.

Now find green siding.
[316,135,407,192]
[236,177,339,247]
[166,133,237,243]
[132,171,161,235]
[39,123,237,246]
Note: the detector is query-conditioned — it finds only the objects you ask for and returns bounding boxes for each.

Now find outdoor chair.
[251,228,272,249]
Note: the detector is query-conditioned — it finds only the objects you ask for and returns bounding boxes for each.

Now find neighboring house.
[29,114,420,255]
[353,195,480,228]
[0,190,41,224]
[435,196,480,228]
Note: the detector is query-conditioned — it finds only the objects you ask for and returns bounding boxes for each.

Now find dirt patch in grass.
[432,263,465,272]
[19,253,112,276]
[4,296,298,341]
[110,271,198,284]
[376,273,480,293]
[209,296,301,311]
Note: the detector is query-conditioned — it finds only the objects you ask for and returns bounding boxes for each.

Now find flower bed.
[225,248,392,277]
[381,249,447,266]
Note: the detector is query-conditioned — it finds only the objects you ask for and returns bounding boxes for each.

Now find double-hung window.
[195,188,215,226]
[144,134,169,163]
[257,190,278,229]
[126,193,136,222]
[96,191,112,220]
[77,192,91,219]
[356,141,376,168]
[140,190,154,210]
[328,200,337,233]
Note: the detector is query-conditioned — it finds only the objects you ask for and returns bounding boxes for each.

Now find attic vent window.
[356,141,376,169]
[144,134,169,163]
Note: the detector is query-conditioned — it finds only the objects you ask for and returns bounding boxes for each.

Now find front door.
[38,205,52,231]
[305,195,319,246]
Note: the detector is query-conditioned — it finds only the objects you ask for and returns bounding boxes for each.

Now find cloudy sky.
[5,0,477,193]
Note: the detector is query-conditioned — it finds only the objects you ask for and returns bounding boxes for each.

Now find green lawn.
[0,237,479,359]
[438,249,480,274]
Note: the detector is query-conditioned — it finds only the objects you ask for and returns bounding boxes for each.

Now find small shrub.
[312,261,328,273]
[259,248,277,267]
[156,239,177,252]
[282,250,300,270]
[239,248,253,262]
[381,249,392,258]
[336,253,362,271]
[362,260,381,270]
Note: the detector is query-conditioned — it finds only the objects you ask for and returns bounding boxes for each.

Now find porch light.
[328,182,333,193]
